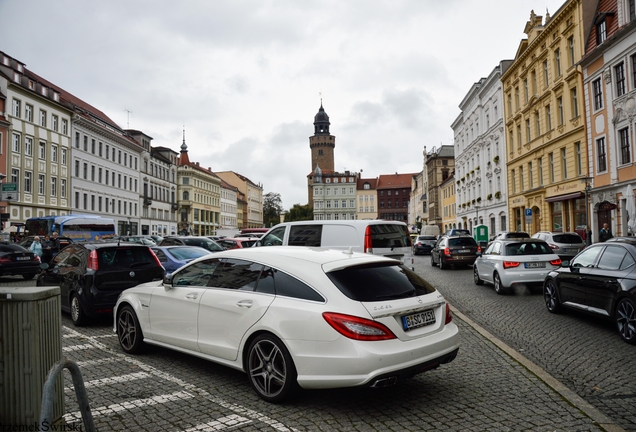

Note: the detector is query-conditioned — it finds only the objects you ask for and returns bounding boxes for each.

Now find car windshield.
[506,232,530,238]
[552,234,583,244]
[449,238,476,247]
[167,247,210,260]
[326,262,435,302]
[505,242,552,255]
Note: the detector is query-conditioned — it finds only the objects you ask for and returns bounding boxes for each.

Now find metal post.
[585,182,592,245]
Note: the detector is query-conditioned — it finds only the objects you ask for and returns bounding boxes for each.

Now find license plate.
[402,309,436,331]
[565,248,577,253]
[525,262,545,268]
[458,249,470,253]
[15,256,30,261]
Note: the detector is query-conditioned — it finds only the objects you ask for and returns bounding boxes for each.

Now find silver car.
[531,231,585,260]
[473,238,562,294]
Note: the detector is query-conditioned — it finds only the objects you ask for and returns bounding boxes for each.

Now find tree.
[263,192,283,228]
[285,204,313,221]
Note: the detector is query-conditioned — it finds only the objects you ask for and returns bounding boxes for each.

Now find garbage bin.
[0,286,63,427]
[473,224,489,250]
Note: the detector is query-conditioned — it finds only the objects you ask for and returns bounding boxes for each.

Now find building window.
[99,142,103,157]
[526,119,531,142]
[91,165,95,182]
[511,169,516,193]
[61,148,67,165]
[593,79,603,110]
[538,157,544,186]
[546,104,552,130]
[555,49,561,77]
[515,87,520,110]
[543,60,549,87]
[520,166,524,191]
[91,139,96,154]
[575,142,582,176]
[51,177,57,197]
[83,136,88,151]
[61,179,66,198]
[25,104,33,122]
[630,0,636,21]
[39,141,46,159]
[568,36,575,66]
[25,137,33,156]
[52,115,58,131]
[74,160,80,177]
[571,88,579,118]
[616,63,626,97]
[535,112,541,136]
[549,152,555,183]
[83,163,88,179]
[24,171,32,193]
[75,132,80,148]
[75,192,80,209]
[620,128,631,164]
[528,162,533,188]
[597,137,607,172]
[557,97,564,125]
[12,133,20,152]
[524,78,529,102]
[38,174,45,195]
[62,119,68,134]
[561,147,568,179]
[12,99,21,117]
[39,110,46,127]
[51,145,58,163]
[597,20,607,44]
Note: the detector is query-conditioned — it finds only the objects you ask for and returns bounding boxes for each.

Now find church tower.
[309,102,335,173]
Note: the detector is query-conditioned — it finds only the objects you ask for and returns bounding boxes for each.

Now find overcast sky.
[0,0,565,210]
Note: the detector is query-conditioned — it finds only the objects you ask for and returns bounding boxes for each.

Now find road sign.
[1,183,19,201]
[525,208,532,224]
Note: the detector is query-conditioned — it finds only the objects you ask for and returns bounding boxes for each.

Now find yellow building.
[502,3,588,235]
[441,175,457,232]
[356,177,378,220]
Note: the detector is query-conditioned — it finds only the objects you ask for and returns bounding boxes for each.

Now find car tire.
[544,279,562,313]
[473,266,484,285]
[431,255,437,267]
[22,273,37,280]
[493,272,506,295]
[116,305,146,354]
[70,293,86,326]
[246,334,298,403]
[615,298,636,344]
[439,257,446,270]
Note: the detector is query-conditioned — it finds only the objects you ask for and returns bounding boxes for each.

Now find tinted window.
[152,249,167,261]
[255,266,275,294]
[327,262,435,302]
[173,258,221,286]
[260,226,286,246]
[449,238,477,247]
[597,246,628,271]
[571,246,602,268]
[370,224,411,248]
[288,225,322,246]
[507,232,530,238]
[100,247,156,269]
[272,269,324,301]
[504,242,552,255]
[211,258,262,290]
[168,247,209,260]
[552,234,584,244]
[621,251,636,270]
[239,240,257,248]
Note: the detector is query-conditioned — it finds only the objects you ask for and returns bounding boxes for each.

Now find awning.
[545,192,584,202]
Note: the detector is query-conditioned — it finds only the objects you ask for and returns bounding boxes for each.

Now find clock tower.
[309,102,335,173]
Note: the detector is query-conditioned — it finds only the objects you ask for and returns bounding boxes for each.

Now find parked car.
[474,238,562,295]
[114,246,458,402]
[151,245,212,273]
[413,235,437,255]
[113,235,157,246]
[0,241,41,279]
[257,220,413,269]
[491,231,530,241]
[37,241,165,325]
[216,237,258,250]
[543,237,636,344]
[431,235,480,269]
[531,231,586,260]
[444,229,470,237]
[159,236,225,253]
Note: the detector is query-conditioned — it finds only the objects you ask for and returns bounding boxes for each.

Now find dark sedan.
[431,235,480,269]
[413,235,437,255]
[0,242,41,279]
[543,237,636,344]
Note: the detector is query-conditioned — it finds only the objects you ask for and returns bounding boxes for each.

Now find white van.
[420,225,441,237]
[257,220,414,270]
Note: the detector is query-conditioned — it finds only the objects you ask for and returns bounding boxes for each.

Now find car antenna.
[343,247,353,255]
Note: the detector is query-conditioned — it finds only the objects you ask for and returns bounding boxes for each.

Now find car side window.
[597,246,628,271]
[620,251,636,270]
[173,258,221,287]
[255,266,275,294]
[151,249,167,262]
[288,225,322,246]
[260,226,286,246]
[272,269,324,302]
[492,242,502,255]
[571,246,602,268]
[210,258,262,290]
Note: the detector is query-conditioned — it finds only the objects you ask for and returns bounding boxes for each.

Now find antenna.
[124,108,133,129]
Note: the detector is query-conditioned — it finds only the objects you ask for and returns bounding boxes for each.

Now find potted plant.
[495,191,501,199]
[493,155,500,164]
[470,170,475,176]
[472,199,476,205]
[476,166,480,171]
[487,161,491,167]
[476,197,482,203]
[487,193,492,200]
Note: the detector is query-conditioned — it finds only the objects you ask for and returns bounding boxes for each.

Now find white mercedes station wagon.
[114,246,459,402]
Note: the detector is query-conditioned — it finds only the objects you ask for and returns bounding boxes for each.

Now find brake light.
[149,248,163,268]
[87,250,99,270]
[322,312,396,341]
[503,261,520,269]
[548,244,559,250]
[477,245,481,253]
[444,247,451,256]
[549,258,562,266]
[364,225,373,254]
[445,303,453,324]
[0,257,12,263]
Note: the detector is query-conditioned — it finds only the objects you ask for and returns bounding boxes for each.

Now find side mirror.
[163,273,174,290]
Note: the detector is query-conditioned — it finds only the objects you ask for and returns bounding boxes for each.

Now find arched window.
[183,191,189,200]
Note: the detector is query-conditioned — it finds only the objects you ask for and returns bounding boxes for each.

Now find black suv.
[36,241,165,325]
[159,236,224,252]
[431,234,480,269]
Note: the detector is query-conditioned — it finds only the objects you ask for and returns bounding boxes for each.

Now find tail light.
[87,250,99,270]
[149,248,163,268]
[477,245,482,253]
[364,225,373,254]
[548,244,559,250]
[444,247,451,256]
[322,312,396,341]
[549,258,562,266]
[445,303,453,324]
[0,257,12,264]
[503,261,520,269]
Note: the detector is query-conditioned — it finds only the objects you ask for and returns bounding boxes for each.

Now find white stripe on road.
[65,372,150,391]
[62,344,95,352]
[182,414,252,431]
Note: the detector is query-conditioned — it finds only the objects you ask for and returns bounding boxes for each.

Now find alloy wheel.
[616,298,636,344]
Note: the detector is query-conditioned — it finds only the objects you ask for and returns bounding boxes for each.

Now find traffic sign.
[1,183,19,201]
[525,208,532,224]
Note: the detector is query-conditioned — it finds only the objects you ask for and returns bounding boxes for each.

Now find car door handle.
[237,300,253,308]
[185,293,198,300]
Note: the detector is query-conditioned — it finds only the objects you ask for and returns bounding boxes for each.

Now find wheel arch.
[240,329,293,373]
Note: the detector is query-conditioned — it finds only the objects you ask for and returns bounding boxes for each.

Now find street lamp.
[585,180,592,245]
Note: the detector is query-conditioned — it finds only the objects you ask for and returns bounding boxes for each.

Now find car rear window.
[552,234,584,244]
[370,224,411,248]
[506,232,530,238]
[449,238,477,247]
[99,247,158,269]
[326,262,435,302]
[505,242,552,255]
[288,225,322,246]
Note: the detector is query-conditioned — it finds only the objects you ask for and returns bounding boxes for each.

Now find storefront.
[544,180,587,234]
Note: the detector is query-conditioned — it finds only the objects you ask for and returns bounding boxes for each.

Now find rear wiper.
[375,291,414,300]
